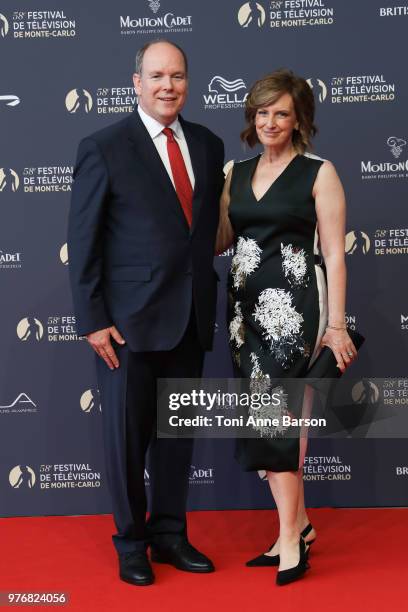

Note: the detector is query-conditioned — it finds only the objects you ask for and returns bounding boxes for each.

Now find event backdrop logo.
[361,137,408,181]
[65,89,93,113]
[0,95,20,107]
[380,6,408,16]
[189,465,215,485]
[0,13,9,37]
[120,1,193,35]
[60,243,68,265]
[307,74,396,104]
[306,78,328,102]
[0,249,22,269]
[203,76,248,110]
[8,10,76,39]
[209,76,246,94]
[16,317,44,341]
[238,1,335,30]
[345,231,371,255]
[387,136,406,159]
[401,315,408,331]
[148,0,160,12]
[352,381,380,405]
[238,2,266,27]
[9,465,36,488]
[80,389,101,413]
[0,168,20,192]
[0,393,37,414]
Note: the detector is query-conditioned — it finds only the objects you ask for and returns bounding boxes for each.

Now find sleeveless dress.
[227,153,328,472]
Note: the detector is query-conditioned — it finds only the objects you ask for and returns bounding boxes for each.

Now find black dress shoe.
[119,551,155,586]
[151,540,215,573]
[246,523,314,567]
[276,539,310,586]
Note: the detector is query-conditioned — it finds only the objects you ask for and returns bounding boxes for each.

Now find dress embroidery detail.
[231,236,262,290]
[281,243,309,288]
[253,288,305,369]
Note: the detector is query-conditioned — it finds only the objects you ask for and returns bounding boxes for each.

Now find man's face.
[133,42,188,125]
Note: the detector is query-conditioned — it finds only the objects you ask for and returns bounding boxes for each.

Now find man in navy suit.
[68,40,224,586]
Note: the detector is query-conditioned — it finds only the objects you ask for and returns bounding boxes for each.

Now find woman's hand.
[320,328,357,373]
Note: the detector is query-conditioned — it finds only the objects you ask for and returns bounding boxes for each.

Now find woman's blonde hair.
[241,69,317,153]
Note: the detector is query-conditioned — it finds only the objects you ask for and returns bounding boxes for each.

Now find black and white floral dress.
[227,153,328,472]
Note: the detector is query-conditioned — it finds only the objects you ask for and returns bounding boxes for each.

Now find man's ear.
[133,73,142,96]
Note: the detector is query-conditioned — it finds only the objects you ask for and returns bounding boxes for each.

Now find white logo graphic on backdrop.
[0,13,9,37]
[80,389,101,413]
[65,89,93,114]
[17,317,44,341]
[345,231,371,255]
[387,137,406,159]
[0,249,22,269]
[380,6,408,17]
[120,2,193,35]
[204,77,248,110]
[0,95,20,107]
[238,2,266,28]
[0,168,20,192]
[306,78,327,103]
[9,465,36,488]
[60,243,69,265]
[0,393,37,414]
[189,465,215,485]
[148,0,160,13]
[361,138,408,181]
[209,76,246,94]
[401,315,408,330]
[352,381,379,405]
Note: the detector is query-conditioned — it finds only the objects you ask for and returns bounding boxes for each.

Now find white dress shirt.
[137,105,195,189]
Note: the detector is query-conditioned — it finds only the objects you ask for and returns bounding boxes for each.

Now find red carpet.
[1,508,406,611]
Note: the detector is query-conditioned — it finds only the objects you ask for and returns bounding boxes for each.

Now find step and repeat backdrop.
[1,0,408,517]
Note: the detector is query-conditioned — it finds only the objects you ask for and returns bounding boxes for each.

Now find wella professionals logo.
[0,95,20,107]
[238,2,266,28]
[203,76,248,110]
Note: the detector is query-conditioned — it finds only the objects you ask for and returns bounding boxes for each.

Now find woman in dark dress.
[216,70,356,585]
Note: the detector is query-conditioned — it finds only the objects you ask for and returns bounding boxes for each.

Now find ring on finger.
[347,351,353,357]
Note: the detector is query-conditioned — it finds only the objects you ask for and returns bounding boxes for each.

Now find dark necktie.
[162,127,193,227]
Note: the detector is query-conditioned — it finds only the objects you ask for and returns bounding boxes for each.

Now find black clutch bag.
[306,328,365,379]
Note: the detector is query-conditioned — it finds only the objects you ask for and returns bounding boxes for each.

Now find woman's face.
[254,92,299,150]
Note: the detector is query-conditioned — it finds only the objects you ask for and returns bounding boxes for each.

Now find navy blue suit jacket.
[68,109,225,352]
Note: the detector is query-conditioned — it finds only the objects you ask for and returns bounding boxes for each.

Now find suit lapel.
[128,109,189,231]
[179,117,207,234]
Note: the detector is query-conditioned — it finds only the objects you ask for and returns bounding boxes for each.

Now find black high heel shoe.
[276,538,310,586]
[245,523,314,567]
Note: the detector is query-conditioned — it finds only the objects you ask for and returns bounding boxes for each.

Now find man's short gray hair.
[135,39,188,75]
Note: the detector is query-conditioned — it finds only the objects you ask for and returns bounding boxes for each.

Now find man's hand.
[86,326,125,370]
